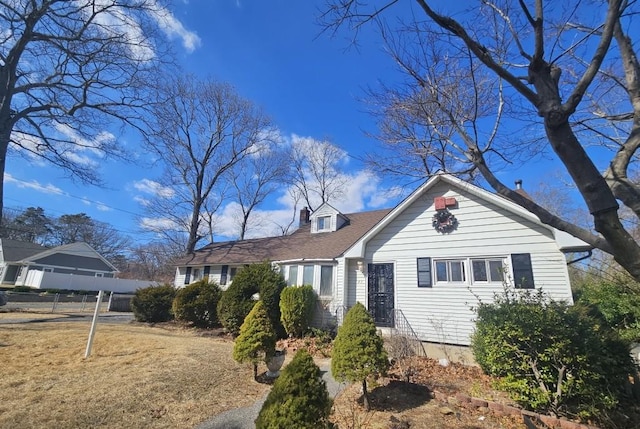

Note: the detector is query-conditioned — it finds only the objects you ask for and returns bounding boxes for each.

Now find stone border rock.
[431,390,600,429]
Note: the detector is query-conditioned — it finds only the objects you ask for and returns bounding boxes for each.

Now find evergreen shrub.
[255,349,332,429]
[280,284,315,337]
[233,300,277,380]
[575,277,640,342]
[471,288,635,420]
[331,302,388,410]
[131,284,176,323]
[217,262,286,336]
[172,279,222,328]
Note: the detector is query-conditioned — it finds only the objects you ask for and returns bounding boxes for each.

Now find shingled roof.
[176,208,392,266]
[0,239,48,262]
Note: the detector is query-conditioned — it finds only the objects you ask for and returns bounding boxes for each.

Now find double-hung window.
[319,266,333,297]
[471,259,504,283]
[435,259,466,283]
[418,254,532,288]
[302,265,314,286]
[287,265,298,286]
[317,216,331,231]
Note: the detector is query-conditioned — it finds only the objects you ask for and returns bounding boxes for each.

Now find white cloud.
[133,195,151,206]
[368,185,406,208]
[133,179,175,198]
[147,0,201,52]
[76,0,156,61]
[140,216,179,231]
[4,173,64,195]
[96,202,112,212]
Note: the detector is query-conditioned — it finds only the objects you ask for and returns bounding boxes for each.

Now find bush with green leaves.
[280,285,316,338]
[172,279,222,328]
[131,284,176,323]
[255,349,332,429]
[233,300,277,380]
[574,275,640,343]
[217,262,286,336]
[331,302,389,410]
[471,288,635,420]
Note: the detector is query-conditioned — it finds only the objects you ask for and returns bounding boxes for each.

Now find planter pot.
[265,349,286,378]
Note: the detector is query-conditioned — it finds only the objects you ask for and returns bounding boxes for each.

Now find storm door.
[367,263,395,327]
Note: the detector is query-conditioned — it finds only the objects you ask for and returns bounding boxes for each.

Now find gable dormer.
[310,203,349,233]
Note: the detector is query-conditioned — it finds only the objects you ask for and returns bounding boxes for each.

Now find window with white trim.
[435,259,466,283]
[317,216,331,231]
[302,265,314,285]
[319,265,333,296]
[471,258,504,283]
[287,265,298,286]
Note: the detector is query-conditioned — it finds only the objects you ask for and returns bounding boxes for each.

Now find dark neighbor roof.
[0,239,48,262]
[176,208,393,266]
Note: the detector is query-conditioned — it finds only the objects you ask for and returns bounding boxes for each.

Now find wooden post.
[84,290,104,359]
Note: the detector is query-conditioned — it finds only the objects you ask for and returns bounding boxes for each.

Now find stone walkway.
[196,358,345,429]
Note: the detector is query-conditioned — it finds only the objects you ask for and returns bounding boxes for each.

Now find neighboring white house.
[0,240,153,293]
[174,174,591,346]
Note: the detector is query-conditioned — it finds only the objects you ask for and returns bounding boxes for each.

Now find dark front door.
[367,263,395,327]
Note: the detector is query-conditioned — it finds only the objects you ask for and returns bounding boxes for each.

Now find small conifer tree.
[255,349,332,429]
[331,302,389,410]
[233,300,276,380]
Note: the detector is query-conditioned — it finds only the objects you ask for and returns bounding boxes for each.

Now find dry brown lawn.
[0,319,269,429]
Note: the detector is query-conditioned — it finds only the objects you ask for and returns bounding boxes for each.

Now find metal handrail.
[390,308,427,357]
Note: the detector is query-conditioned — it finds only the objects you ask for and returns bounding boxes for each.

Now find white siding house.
[175,174,590,345]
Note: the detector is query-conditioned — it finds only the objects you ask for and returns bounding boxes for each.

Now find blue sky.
[4,0,561,244]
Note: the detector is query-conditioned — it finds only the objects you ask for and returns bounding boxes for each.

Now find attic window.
[317,216,331,231]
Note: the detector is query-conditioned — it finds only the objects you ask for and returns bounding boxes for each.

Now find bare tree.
[229,142,289,239]
[288,137,348,211]
[118,240,180,283]
[143,75,275,254]
[0,1,189,224]
[321,0,640,281]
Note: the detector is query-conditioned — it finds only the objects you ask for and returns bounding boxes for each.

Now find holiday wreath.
[432,209,458,234]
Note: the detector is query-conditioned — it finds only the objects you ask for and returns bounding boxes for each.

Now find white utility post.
[84,290,104,358]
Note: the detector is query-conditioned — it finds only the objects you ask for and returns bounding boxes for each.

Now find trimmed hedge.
[280,285,315,338]
[217,262,286,336]
[172,279,222,328]
[471,288,635,421]
[131,284,176,323]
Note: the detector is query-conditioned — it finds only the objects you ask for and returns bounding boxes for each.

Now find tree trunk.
[253,363,258,381]
[0,129,10,228]
[362,379,370,411]
[544,119,640,281]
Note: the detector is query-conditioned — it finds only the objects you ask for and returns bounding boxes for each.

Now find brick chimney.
[299,207,310,227]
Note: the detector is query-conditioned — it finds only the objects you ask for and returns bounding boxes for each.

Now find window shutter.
[512,253,534,289]
[220,265,228,286]
[184,267,191,285]
[203,265,210,281]
[417,257,432,287]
